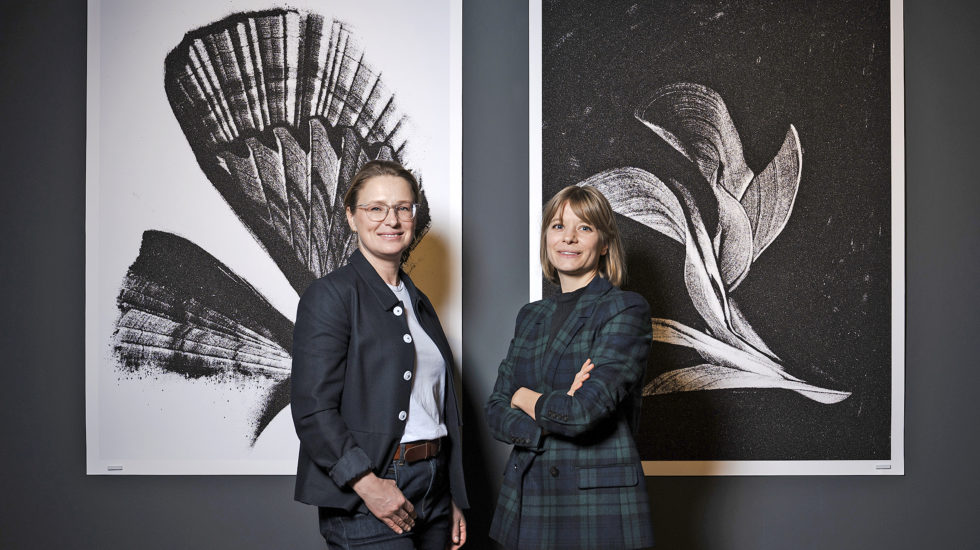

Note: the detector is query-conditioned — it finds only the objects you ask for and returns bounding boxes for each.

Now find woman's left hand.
[567,358,594,396]
[448,499,466,549]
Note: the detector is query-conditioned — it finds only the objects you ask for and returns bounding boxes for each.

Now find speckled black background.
[541,0,892,460]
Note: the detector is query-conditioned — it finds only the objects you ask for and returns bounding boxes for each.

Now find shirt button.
[398,411,407,421]
[403,370,413,381]
[550,466,560,477]
[403,334,412,343]
[393,306,403,316]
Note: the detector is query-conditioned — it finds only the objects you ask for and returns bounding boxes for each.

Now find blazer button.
[398,411,407,421]
[550,466,560,477]
[403,334,413,343]
[393,306,403,316]
[403,370,413,381]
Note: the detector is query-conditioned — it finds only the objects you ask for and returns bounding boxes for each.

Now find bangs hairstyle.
[343,159,421,211]
[540,185,626,288]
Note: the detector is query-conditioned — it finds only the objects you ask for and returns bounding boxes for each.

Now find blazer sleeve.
[533,292,651,438]
[291,279,373,488]
[485,305,545,450]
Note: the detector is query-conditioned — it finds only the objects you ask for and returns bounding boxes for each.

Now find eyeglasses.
[356,202,419,222]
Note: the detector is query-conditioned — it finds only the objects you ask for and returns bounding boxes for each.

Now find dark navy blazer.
[291,249,468,512]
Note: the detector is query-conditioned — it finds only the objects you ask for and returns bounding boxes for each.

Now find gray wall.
[1,0,978,548]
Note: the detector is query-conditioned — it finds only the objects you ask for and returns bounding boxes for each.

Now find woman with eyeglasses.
[292,160,468,549]
[485,185,654,550]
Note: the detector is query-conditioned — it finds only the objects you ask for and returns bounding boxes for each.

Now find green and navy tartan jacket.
[485,275,654,550]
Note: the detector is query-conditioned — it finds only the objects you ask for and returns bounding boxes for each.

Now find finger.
[382,517,403,534]
[395,509,414,529]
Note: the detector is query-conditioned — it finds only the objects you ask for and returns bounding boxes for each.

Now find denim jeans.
[319,453,451,549]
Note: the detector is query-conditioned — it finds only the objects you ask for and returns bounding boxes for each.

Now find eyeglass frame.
[355,202,419,222]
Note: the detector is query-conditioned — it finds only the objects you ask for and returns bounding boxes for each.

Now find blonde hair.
[540,185,626,287]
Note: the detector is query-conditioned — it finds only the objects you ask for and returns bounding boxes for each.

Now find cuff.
[534,392,571,430]
[508,414,544,449]
[328,446,374,488]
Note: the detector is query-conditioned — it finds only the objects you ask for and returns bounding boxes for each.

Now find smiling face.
[346,174,415,268]
[546,201,608,292]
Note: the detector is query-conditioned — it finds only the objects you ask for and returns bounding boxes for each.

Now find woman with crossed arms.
[486,185,655,550]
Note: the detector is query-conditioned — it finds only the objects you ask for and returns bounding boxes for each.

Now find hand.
[567,358,594,396]
[510,387,542,420]
[351,472,416,534]
[448,499,467,549]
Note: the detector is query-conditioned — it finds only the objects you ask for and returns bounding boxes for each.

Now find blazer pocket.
[576,463,639,489]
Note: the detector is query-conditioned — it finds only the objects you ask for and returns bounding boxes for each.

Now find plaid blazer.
[486,276,654,550]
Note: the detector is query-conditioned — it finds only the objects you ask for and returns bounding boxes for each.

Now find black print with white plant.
[112,9,429,444]
[543,0,892,460]
[580,82,850,404]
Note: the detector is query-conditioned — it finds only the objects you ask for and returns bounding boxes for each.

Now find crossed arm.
[485,296,651,447]
[509,358,593,419]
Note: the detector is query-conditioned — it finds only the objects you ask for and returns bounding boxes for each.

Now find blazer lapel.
[541,277,612,389]
[527,301,553,389]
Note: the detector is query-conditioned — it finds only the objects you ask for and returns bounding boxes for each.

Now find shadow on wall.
[406,231,452,315]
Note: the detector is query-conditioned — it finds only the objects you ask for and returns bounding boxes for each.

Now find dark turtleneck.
[548,284,588,345]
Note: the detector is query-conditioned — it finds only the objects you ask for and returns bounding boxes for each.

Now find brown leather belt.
[393,439,441,463]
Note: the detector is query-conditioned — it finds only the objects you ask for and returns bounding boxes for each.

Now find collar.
[567,274,612,317]
[348,249,423,311]
[538,274,613,321]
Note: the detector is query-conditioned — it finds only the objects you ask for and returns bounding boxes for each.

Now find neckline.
[386,281,406,293]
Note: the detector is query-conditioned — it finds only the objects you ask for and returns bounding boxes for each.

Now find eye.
[579,225,593,232]
[395,205,412,214]
[551,223,564,230]
[367,204,385,213]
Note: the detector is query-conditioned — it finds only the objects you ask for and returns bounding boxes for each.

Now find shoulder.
[518,297,553,323]
[499,298,550,336]
[594,286,650,319]
[299,264,358,304]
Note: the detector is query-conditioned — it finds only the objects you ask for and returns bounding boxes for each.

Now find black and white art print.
[86,0,462,474]
[530,0,904,475]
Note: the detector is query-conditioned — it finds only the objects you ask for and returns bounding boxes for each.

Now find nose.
[562,227,576,243]
[383,206,400,225]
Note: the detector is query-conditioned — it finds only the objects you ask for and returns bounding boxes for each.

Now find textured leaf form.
[112,230,294,443]
[637,82,753,201]
[645,320,849,403]
[741,126,803,260]
[164,9,429,295]
[578,167,686,245]
[646,365,851,404]
[586,168,771,357]
[580,83,848,403]
[637,84,757,289]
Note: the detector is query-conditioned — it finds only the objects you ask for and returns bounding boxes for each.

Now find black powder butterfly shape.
[111,9,431,444]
